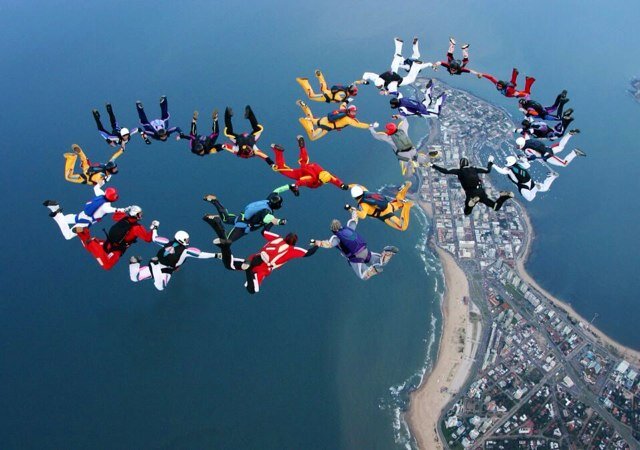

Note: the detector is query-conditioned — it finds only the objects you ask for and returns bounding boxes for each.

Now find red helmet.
[348,85,358,96]
[385,122,397,135]
[104,187,119,202]
[346,105,357,117]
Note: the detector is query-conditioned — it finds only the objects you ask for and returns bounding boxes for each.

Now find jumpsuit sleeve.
[153,235,169,246]
[132,224,155,243]
[346,118,370,129]
[185,247,219,259]
[475,162,493,174]
[328,173,344,188]
[481,73,498,85]
[109,147,125,162]
[369,128,392,144]
[93,184,106,196]
[272,185,291,195]
[492,164,510,175]
[432,165,458,175]
[262,230,280,242]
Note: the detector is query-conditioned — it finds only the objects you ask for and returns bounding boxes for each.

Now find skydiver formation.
[44,36,587,293]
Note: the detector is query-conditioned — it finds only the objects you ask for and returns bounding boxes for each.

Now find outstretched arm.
[432,164,458,175]
[481,73,498,84]
[185,247,219,260]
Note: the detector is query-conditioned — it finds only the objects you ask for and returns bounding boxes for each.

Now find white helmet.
[505,156,518,167]
[374,78,384,88]
[174,230,190,246]
[515,137,526,149]
[120,127,130,137]
[350,185,364,198]
[128,205,143,217]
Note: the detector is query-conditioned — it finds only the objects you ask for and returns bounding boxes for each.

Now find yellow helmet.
[318,171,332,183]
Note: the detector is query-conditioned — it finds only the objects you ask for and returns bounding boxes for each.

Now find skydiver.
[345,182,414,231]
[43,186,130,240]
[515,132,586,167]
[202,186,295,242]
[296,69,364,103]
[129,231,220,291]
[63,144,122,186]
[361,38,433,94]
[431,157,513,215]
[135,95,182,142]
[206,223,318,294]
[296,100,373,141]
[516,117,577,141]
[479,68,536,98]
[369,120,433,178]
[92,103,147,147]
[311,209,399,280]
[271,136,349,190]
[221,105,275,167]
[518,90,571,122]
[492,156,559,202]
[179,110,223,156]
[77,206,160,270]
[434,37,478,76]
[389,79,447,118]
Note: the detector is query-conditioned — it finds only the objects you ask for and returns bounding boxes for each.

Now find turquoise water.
[1,1,638,448]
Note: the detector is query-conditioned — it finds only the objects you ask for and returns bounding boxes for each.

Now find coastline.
[515,206,640,366]
[407,200,474,449]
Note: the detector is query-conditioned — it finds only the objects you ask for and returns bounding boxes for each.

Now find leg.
[547,150,582,167]
[493,192,513,211]
[296,77,323,101]
[207,198,236,224]
[106,103,119,132]
[520,187,537,202]
[350,261,370,280]
[315,69,328,92]
[523,76,535,95]
[510,68,519,86]
[228,226,247,242]
[550,133,572,155]
[93,110,108,134]
[202,214,228,240]
[51,212,81,240]
[463,191,475,216]
[537,173,558,192]
[411,37,420,59]
[64,153,85,183]
[136,102,150,125]
[427,94,446,116]
[159,95,169,121]
[129,261,152,282]
[396,181,412,201]
[400,63,423,86]
[385,202,413,231]
[150,262,169,291]
[224,107,235,137]
[244,105,261,134]
[391,38,404,73]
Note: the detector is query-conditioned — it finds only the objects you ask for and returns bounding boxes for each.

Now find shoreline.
[515,205,640,366]
[407,200,474,450]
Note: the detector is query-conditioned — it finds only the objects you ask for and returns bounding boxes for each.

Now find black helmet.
[193,142,205,155]
[459,157,469,168]
[390,98,400,108]
[105,161,118,174]
[521,119,531,128]
[496,81,506,90]
[449,60,461,72]
[267,192,283,210]
[284,233,298,245]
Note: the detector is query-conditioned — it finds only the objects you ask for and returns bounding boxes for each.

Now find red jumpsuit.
[77,212,154,270]
[482,68,535,98]
[272,143,344,189]
[246,231,311,292]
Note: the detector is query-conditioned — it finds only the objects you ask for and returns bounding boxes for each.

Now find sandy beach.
[516,207,640,366]
[407,247,473,450]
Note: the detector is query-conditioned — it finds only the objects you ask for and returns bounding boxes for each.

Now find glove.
[271,163,278,171]
[150,220,160,230]
[175,135,181,141]
[344,204,352,211]
[488,155,494,163]
[309,239,316,245]
[278,218,287,226]
[362,80,370,85]
[289,184,300,196]
[340,183,349,190]
[372,122,379,128]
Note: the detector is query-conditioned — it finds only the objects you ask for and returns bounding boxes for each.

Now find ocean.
[1,1,637,448]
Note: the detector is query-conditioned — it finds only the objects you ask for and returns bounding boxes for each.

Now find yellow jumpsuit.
[296,70,364,103]
[353,182,414,231]
[64,144,123,185]
[297,101,370,141]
